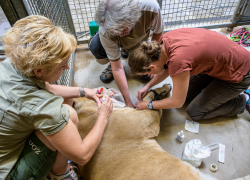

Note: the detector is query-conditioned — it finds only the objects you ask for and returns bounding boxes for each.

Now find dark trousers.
[89,32,108,61]
[186,72,250,120]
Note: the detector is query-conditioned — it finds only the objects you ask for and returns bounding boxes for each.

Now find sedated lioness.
[74,84,217,180]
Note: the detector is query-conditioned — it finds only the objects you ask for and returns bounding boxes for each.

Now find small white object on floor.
[209,163,218,172]
[185,120,199,133]
[218,144,225,163]
[176,130,185,142]
[205,143,220,151]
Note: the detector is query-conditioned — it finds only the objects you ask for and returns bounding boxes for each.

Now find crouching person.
[0,15,113,180]
[129,28,250,120]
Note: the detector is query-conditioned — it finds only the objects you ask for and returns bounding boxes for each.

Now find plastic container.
[177,130,184,142]
[89,21,99,37]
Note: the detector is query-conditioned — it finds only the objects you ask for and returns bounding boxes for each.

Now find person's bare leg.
[51,104,78,175]
[63,98,74,107]
[51,152,70,175]
[52,104,79,175]
[34,130,70,175]
[35,104,79,175]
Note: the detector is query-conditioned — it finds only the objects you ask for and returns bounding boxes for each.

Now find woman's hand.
[97,96,113,120]
[137,85,150,101]
[83,88,102,106]
[135,101,149,110]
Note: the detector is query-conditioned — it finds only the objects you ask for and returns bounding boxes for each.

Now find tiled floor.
[73,27,250,180]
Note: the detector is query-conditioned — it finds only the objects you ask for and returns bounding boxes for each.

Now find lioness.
[74,84,216,180]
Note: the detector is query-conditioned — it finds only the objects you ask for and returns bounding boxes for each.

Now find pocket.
[10,152,35,180]
[0,97,10,123]
[10,133,56,180]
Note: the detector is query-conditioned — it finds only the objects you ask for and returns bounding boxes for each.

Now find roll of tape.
[209,163,218,172]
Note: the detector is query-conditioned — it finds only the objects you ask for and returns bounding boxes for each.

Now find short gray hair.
[95,0,142,36]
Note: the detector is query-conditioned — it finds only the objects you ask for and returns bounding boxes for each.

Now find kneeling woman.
[128,28,250,120]
[0,15,113,180]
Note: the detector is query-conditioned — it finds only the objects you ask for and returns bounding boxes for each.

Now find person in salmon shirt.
[129,28,250,120]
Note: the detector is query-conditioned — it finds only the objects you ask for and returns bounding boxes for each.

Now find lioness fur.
[74,84,217,180]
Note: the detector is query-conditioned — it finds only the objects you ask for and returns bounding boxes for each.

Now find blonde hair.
[2,15,77,77]
[128,41,161,75]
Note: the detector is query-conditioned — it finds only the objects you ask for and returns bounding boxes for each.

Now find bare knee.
[63,98,74,106]
[63,104,79,127]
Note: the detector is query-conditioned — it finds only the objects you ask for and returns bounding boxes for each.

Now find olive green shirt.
[0,59,70,179]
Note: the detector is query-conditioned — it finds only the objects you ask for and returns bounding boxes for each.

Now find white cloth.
[185,120,199,133]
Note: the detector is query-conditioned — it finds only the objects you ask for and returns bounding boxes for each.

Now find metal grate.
[22,0,75,86]
[161,0,238,30]
[68,0,102,41]
[68,0,238,41]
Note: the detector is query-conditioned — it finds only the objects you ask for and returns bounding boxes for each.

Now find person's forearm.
[140,97,183,110]
[151,32,163,42]
[146,69,169,89]
[152,97,183,109]
[47,118,108,166]
[112,66,133,106]
[45,82,80,99]
[79,116,108,164]
[147,71,190,110]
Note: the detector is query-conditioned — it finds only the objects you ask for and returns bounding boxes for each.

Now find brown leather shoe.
[100,63,114,83]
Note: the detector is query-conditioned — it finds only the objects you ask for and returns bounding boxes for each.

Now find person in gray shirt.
[89,0,164,108]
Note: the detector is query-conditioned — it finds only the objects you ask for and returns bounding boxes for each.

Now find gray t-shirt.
[0,59,70,179]
[99,0,164,61]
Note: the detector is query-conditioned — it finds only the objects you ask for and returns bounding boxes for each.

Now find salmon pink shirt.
[159,28,250,83]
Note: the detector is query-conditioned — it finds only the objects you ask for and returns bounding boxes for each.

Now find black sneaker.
[100,63,114,83]
[121,48,129,59]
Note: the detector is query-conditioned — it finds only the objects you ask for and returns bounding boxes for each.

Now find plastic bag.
[182,139,211,167]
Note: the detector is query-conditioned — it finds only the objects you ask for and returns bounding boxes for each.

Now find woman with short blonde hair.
[3,15,76,77]
[0,15,113,180]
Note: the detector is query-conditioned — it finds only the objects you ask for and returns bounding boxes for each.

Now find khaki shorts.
[9,131,57,180]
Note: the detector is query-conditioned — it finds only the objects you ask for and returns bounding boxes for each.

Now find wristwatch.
[148,101,153,110]
[79,87,84,97]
